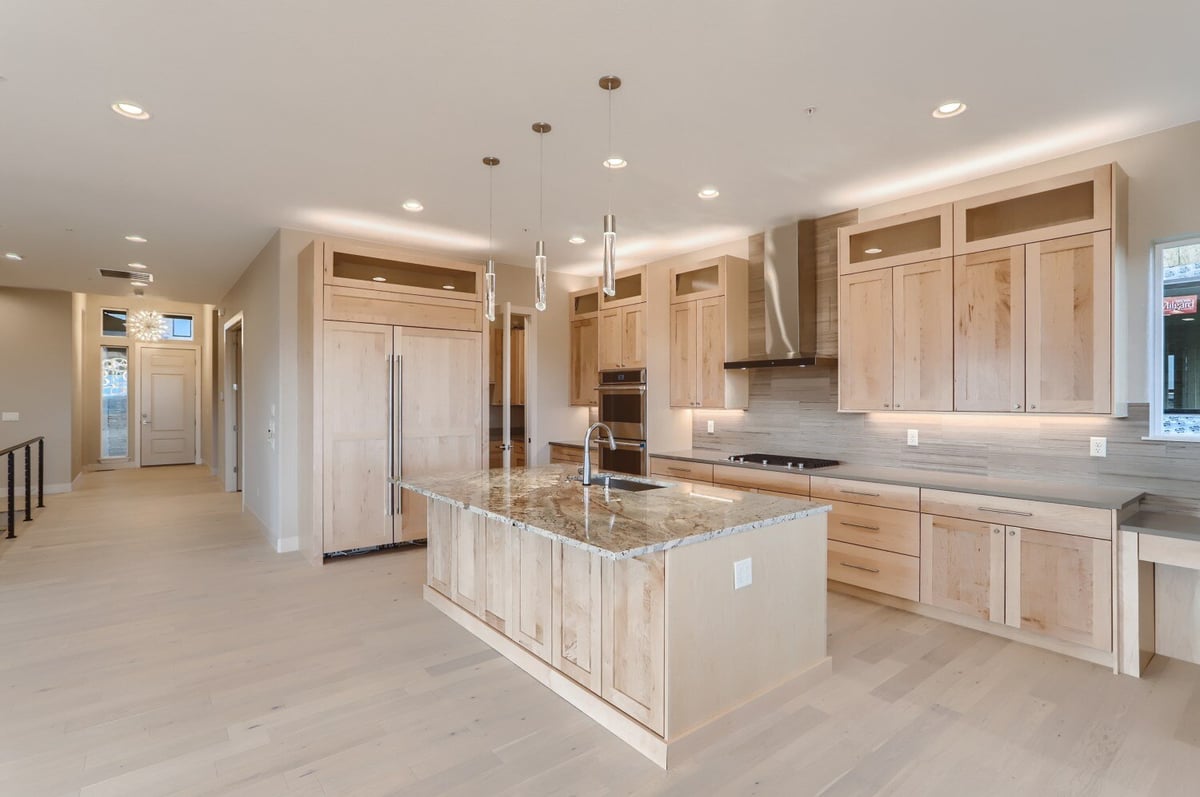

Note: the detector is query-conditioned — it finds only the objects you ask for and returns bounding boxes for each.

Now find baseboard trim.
[275,536,299,554]
[11,482,73,495]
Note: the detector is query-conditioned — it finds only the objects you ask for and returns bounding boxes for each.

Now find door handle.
[141,414,151,425]
[386,354,394,516]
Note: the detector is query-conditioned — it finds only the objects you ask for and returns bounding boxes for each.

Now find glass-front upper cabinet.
[670,258,724,303]
[598,266,646,309]
[838,204,953,274]
[325,243,481,301]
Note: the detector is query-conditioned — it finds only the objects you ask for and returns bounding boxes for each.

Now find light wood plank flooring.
[2,466,1199,796]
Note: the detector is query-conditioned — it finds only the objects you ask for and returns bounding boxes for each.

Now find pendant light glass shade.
[534,241,547,312]
[484,258,497,322]
[602,214,616,296]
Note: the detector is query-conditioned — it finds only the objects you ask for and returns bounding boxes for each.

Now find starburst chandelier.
[127,309,167,341]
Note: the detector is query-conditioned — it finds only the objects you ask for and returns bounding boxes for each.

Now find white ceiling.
[2,0,1199,303]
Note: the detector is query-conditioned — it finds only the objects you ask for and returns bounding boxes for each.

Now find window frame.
[1148,234,1200,442]
[101,307,128,338]
[162,313,194,341]
[99,344,131,461]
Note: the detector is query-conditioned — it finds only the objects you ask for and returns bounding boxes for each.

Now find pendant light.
[482,156,500,322]
[599,75,622,297]
[531,122,551,312]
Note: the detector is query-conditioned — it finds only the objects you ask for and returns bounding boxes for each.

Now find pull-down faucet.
[581,422,618,486]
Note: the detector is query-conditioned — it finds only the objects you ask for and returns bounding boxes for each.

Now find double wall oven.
[597,368,648,476]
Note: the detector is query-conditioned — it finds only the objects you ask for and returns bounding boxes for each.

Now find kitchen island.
[400,465,831,767]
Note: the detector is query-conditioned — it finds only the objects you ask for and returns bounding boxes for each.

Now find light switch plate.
[1090,436,1107,457]
[1,411,18,422]
[907,429,919,446]
[707,420,715,434]
[733,557,752,589]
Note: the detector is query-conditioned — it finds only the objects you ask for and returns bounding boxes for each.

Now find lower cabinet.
[920,515,1005,622]
[553,542,603,693]
[482,517,511,633]
[827,540,919,602]
[451,510,485,617]
[602,553,667,735]
[427,498,454,598]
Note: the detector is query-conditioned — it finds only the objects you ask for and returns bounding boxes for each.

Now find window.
[102,309,127,337]
[100,346,129,459]
[162,314,194,341]
[1152,236,1200,439]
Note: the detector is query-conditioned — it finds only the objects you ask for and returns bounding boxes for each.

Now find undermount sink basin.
[602,477,668,493]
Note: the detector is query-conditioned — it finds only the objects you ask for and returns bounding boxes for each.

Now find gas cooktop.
[727,453,840,470]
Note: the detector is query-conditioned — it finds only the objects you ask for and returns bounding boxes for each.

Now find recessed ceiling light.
[372,276,387,282]
[4,252,23,261]
[603,157,627,169]
[932,101,967,119]
[864,247,883,255]
[130,280,149,287]
[442,284,456,290]
[698,186,720,199]
[128,262,147,269]
[125,234,148,243]
[402,199,424,212]
[568,235,586,245]
[111,101,151,120]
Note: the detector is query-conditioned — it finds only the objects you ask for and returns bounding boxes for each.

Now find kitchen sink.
[602,477,668,493]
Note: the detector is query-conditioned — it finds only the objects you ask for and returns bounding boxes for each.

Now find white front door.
[139,347,197,466]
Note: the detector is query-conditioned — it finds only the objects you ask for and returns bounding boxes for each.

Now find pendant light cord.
[539,132,545,237]
[607,87,614,212]
[488,165,494,256]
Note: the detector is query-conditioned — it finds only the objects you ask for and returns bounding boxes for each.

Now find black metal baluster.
[37,437,45,508]
[24,444,33,522]
[6,451,14,539]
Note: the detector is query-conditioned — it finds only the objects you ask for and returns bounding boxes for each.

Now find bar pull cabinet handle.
[667,466,690,473]
[395,354,403,518]
[978,507,1033,517]
[386,354,394,516]
[839,521,881,532]
[840,562,881,574]
[841,489,880,498]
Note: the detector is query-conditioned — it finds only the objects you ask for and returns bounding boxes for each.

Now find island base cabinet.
[553,542,603,693]
[482,517,511,634]
[426,497,453,598]
[602,554,667,735]
[510,527,554,661]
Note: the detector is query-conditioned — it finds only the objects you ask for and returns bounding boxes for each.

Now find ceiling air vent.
[97,268,154,282]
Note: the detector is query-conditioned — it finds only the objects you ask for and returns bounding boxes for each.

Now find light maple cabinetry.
[920,515,1005,622]
[668,257,749,409]
[598,304,646,369]
[954,246,1026,412]
[838,269,894,410]
[569,287,600,407]
[510,525,554,661]
[602,553,667,734]
[553,541,603,693]
[892,258,953,411]
[837,204,953,275]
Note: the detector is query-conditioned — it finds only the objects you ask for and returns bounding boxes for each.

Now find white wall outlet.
[1,412,18,422]
[707,419,715,434]
[733,557,753,590]
[907,429,919,446]
[1090,436,1107,457]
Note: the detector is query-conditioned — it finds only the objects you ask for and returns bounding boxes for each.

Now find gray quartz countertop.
[1120,511,1200,543]
[651,449,1145,511]
[398,464,830,560]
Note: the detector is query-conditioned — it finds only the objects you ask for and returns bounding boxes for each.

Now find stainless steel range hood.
[724,219,836,370]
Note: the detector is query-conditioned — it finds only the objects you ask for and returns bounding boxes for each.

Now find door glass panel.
[100,346,129,458]
[1160,239,1200,436]
[509,315,526,467]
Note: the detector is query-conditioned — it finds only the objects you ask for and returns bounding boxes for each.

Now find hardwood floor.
[2,466,1199,796]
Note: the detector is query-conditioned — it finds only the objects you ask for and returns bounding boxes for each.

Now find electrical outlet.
[1,412,18,422]
[733,558,752,589]
[907,429,919,446]
[1090,436,1107,457]
[707,419,715,434]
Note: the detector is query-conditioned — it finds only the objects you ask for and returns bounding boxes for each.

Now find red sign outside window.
[1163,295,1198,316]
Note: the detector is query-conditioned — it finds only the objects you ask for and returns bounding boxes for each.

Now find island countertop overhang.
[399,464,830,560]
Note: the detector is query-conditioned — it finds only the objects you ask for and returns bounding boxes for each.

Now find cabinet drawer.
[811,477,920,511]
[827,501,920,556]
[650,458,713,483]
[828,540,920,601]
[711,464,809,496]
[920,489,1111,540]
[550,444,589,466]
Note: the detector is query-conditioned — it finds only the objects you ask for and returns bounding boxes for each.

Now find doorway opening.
[223,314,244,492]
[489,303,537,468]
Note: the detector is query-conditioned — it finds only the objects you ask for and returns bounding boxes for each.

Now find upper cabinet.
[838,162,1124,416]
[569,288,599,407]
[668,257,749,409]
[597,268,646,369]
[837,204,953,275]
[598,266,646,309]
[325,241,482,302]
[953,165,1113,254]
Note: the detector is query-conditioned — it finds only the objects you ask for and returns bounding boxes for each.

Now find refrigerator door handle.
[386,353,394,516]
[394,354,403,519]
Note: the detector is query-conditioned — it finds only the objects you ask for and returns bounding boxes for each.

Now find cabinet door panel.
[510,526,553,660]
[1026,232,1111,413]
[1005,527,1112,651]
[426,498,453,598]
[603,554,666,735]
[839,270,894,410]
[597,308,622,370]
[483,517,511,633]
[554,542,602,693]
[892,259,953,411]
[669,302,697,408]
[697,297,727,408]
[322,321,393,552]
[920,515,1004,622]
[452,509,485,617]
[570,317,599,406]
[621,304,647,368]
[954,247,1026,412]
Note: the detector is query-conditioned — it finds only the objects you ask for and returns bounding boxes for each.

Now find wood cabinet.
[510,526,554,661]
[838,269,894,411]
[599,304,645,370]
[892,258,953,411]
[649,457,713,483]
[838,204,953,275]
[553,541,603,693]
[920,515,1005,622]
[827,540,920,602]
[451,509,486,617]
[569,287,600,407]
[954,246,1026,412]
[602,553,666,734]
[820,478,921,600]
[550,442,595,465]
[598,266,646,309]
[1026,232,1112,414]
[1005,526,1112,651]
[426,497,453,597]
[482,517,511,633]
[669,258,749,409]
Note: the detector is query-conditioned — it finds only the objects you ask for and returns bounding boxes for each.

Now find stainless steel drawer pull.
[667,466,690,473]
[840,562,881,574]
[842,489,881,497]
[839,521,881,531]
[977,506,1033,517]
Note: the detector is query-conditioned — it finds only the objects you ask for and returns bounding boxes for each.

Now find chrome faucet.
[581,422,618,486]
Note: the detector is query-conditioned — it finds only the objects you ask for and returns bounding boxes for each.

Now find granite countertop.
[1120,511,1200,543]
[399,464,830,560]
[651,449,1145,511]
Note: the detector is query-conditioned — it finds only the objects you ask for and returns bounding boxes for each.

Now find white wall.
[0,288,75,490]
[860,120,1200,405]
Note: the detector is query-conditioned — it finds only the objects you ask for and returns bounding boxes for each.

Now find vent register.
[98,268,154,282]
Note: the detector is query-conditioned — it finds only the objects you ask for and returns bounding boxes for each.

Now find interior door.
[139,346,197,466]
[322,321,392,553]
[396,326,483,540]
